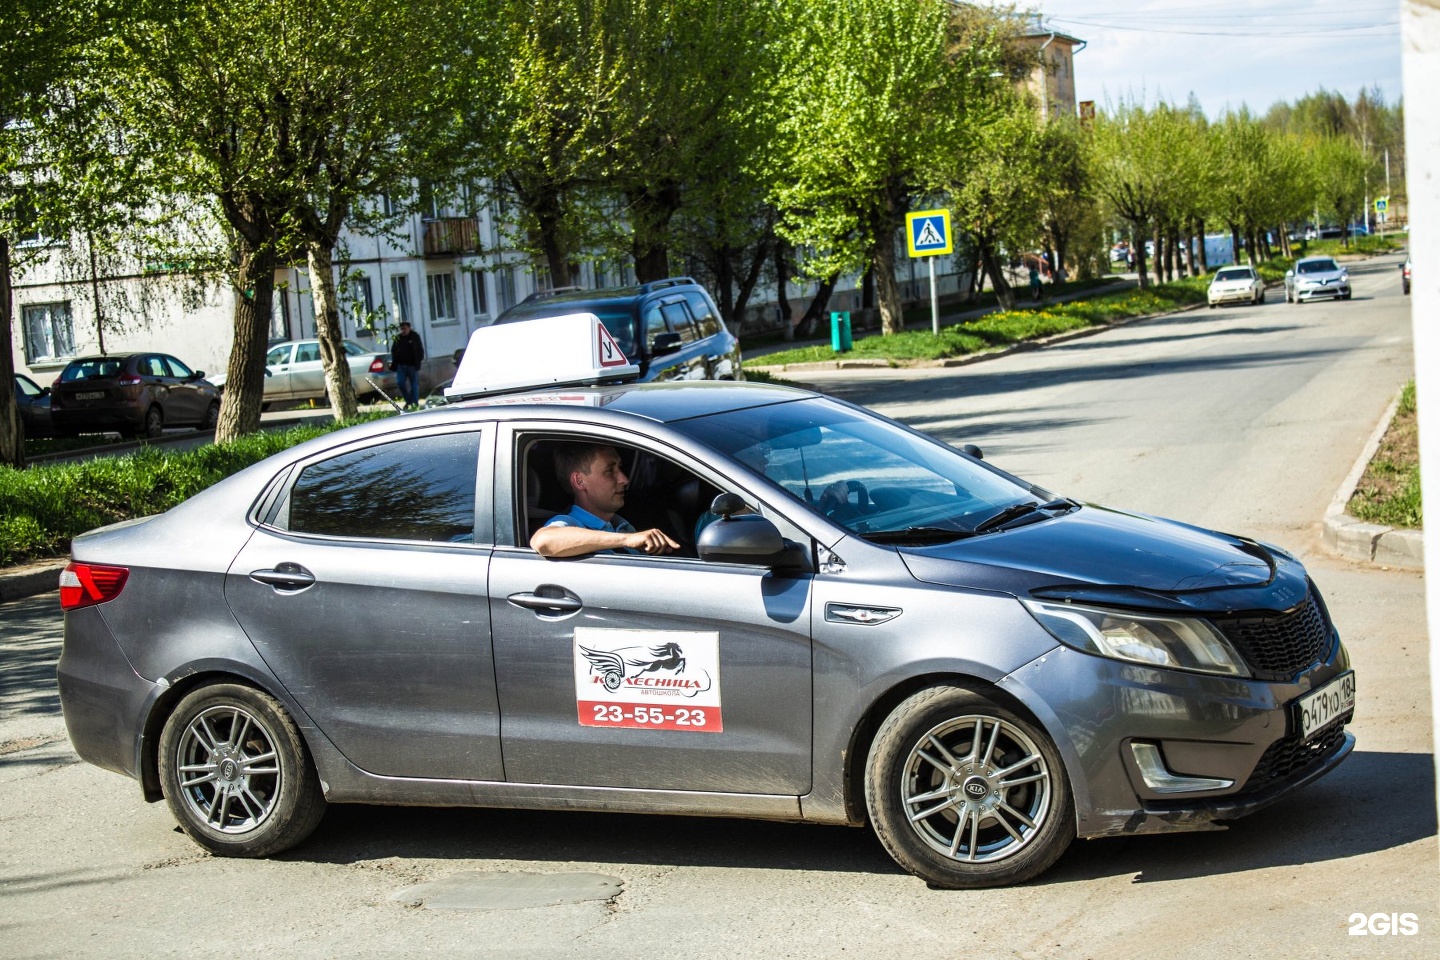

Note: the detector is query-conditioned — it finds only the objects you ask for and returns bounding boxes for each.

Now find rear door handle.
[249,563,316,591]
[508,585,583,613]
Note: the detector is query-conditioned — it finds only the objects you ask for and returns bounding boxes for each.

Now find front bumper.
[1209,287,1259,305]
[1002,638,1353,839]
[1294,283,1349,301]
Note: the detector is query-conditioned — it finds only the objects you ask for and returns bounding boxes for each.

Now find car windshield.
[1214,268,1253,281]
[1297,259,1339,274]
[60,358,125,382]
[499,305,638,358]
[675,398,1049,540]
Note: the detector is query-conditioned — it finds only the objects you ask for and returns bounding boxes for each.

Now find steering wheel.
[820,479,870,522]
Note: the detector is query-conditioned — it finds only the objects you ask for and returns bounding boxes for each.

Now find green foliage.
[0,413,393,565]
[1348,381,1421,529]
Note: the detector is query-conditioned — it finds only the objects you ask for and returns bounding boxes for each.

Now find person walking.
[391,321,425,409]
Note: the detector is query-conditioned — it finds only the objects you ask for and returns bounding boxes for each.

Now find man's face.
[571,446,628,519]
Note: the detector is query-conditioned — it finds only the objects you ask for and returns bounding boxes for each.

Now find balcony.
[423,217,481,257]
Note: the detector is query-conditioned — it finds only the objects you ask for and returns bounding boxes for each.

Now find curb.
[0,560,65,604]
[1321,391,1424,569]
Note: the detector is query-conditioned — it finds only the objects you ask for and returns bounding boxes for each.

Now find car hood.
[898,504,1311,614]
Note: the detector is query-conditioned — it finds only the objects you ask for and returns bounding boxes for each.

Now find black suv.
[493,278,743,382]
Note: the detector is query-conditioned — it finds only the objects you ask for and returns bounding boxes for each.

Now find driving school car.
[57,313,1354,888]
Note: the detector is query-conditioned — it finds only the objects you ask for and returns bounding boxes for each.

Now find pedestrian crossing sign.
[906,209,952,257]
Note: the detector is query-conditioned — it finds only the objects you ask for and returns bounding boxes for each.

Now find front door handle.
[508,585,583,613]
[249,563,316,591]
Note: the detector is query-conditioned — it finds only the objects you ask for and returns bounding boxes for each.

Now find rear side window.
[61,358,125,381]
[140,356,168,377]
[287,432,480,542]
[294,343,322,363]
[683,292,721,337]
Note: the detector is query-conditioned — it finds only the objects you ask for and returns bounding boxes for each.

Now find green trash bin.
[830,311,852,352]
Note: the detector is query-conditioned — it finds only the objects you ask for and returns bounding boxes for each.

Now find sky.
[1033,1,1403,118]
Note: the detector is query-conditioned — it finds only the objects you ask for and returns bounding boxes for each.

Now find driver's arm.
[531,524,679,558]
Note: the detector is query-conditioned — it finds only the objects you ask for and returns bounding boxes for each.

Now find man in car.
[530,442,680,557]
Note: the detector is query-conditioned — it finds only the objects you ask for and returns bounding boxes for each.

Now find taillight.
[118,373,143,385]
[59,562,129,611]
[369,358,386,373]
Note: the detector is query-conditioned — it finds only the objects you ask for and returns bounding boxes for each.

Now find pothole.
[389,871,624,912]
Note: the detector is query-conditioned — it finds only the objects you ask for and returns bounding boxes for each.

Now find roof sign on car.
[445,313,640,400]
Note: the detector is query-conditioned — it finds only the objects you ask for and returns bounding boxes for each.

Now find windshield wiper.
[973,498,1075,534]
[862,526,973,545]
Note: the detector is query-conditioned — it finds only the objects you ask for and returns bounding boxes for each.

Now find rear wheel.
[866,684,1074,888]
[158,683,326,857]
[143,405,164,438]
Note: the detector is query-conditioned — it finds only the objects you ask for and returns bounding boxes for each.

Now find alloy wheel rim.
[899,714,1052,863]
[176,705,282,834]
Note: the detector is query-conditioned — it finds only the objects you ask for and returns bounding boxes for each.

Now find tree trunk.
[1229,224,1242,265]
[628,183,681,284]
[978,240,1015,310]
[729,237,769,330]
[966,244,983,301]
[795,272,839,338]
[1196,217,1209,275]
[1152,227,1165,286]
[1131,223,1150,289]
[215,241,278,443]
[307,243,360,421]
[874,230,904,335]
[0,235,25,468]
[775,239,793,340]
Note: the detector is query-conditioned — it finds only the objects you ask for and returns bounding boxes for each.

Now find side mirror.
[1285,269,1294,278]
[191,371,205,381]
[698,513,788,566]
[961,443,984,460]
[650,331,682,356]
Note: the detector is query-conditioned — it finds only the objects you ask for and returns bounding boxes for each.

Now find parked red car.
[49,353,221,438]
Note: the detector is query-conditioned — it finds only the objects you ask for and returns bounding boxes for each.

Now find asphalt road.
[0,253,1433,959]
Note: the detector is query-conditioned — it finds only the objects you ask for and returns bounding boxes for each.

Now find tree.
[771,0,1006,334]
[102,0,492,440]
[1090,102,1175,288]
[1311,135,1373,250]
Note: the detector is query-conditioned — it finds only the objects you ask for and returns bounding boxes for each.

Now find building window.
[390,275,411,327]
[469,270,488,318]
[270,288,291,341]
[496,267,516,312]
[21,302,75,363]
[427,272,457,324]
[347,275,374,335]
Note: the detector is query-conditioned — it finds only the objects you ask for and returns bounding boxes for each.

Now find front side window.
[266,345,292,366]
[390,275,411,327]
[163,356,194,378]
[22,302,75,364]
[661,301,700,344]
[287,432,481,542]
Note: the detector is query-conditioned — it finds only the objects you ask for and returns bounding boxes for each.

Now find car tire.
[198,401,220,431]
[158,683,326,858]
[261,401,272,413]
[865,684,1074,888]
[143,405,164,438]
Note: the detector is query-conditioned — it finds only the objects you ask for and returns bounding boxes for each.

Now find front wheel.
[198,401,220,431]
[158,683,326,857]
[866,685,1074,888]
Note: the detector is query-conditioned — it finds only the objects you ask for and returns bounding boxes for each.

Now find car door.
[225,424,505,781]
[160,355,206,424]
[487,423,814,795]
[289,341,325,399]
[264,343,295,400]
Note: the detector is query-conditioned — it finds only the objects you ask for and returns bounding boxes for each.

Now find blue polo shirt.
[543,505,637,553]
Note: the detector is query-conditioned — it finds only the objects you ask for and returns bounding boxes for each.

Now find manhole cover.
[390,871,624,911]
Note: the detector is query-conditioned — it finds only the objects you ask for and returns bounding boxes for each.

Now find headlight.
[1022,600,1250,677]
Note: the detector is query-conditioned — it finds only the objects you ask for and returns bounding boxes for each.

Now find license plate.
[1296,671,1355,740]
[75,391,104,401]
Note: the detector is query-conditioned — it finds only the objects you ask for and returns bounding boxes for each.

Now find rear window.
[61,358,125,382]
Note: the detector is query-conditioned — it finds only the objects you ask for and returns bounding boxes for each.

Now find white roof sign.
[445,312,640,399]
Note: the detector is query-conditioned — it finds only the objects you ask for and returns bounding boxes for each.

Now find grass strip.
[1348,381,1421,529]
[0,413,393,566]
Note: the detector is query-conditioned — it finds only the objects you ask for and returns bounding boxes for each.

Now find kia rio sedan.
[57,376,1354,888]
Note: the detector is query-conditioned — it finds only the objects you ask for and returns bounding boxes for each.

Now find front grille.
[1244,719,1349,793]
[1214,594,1331,681]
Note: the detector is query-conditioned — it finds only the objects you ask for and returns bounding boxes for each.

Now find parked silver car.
[1207,265,1264,307]
[57,320,1354,889]
[1285,256,1351,304]
[211,338,396,407]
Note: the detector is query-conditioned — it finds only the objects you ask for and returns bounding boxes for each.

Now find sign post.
[905,209,953,335]
[1375,196,1389,238]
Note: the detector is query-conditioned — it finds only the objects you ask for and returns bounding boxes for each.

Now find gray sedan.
[1285,256,1352,303]
[56,380,1354,888]
[212,338,397,407]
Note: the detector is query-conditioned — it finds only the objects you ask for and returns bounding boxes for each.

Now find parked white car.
[212,339,397,408]
[1207,265,1264,307]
